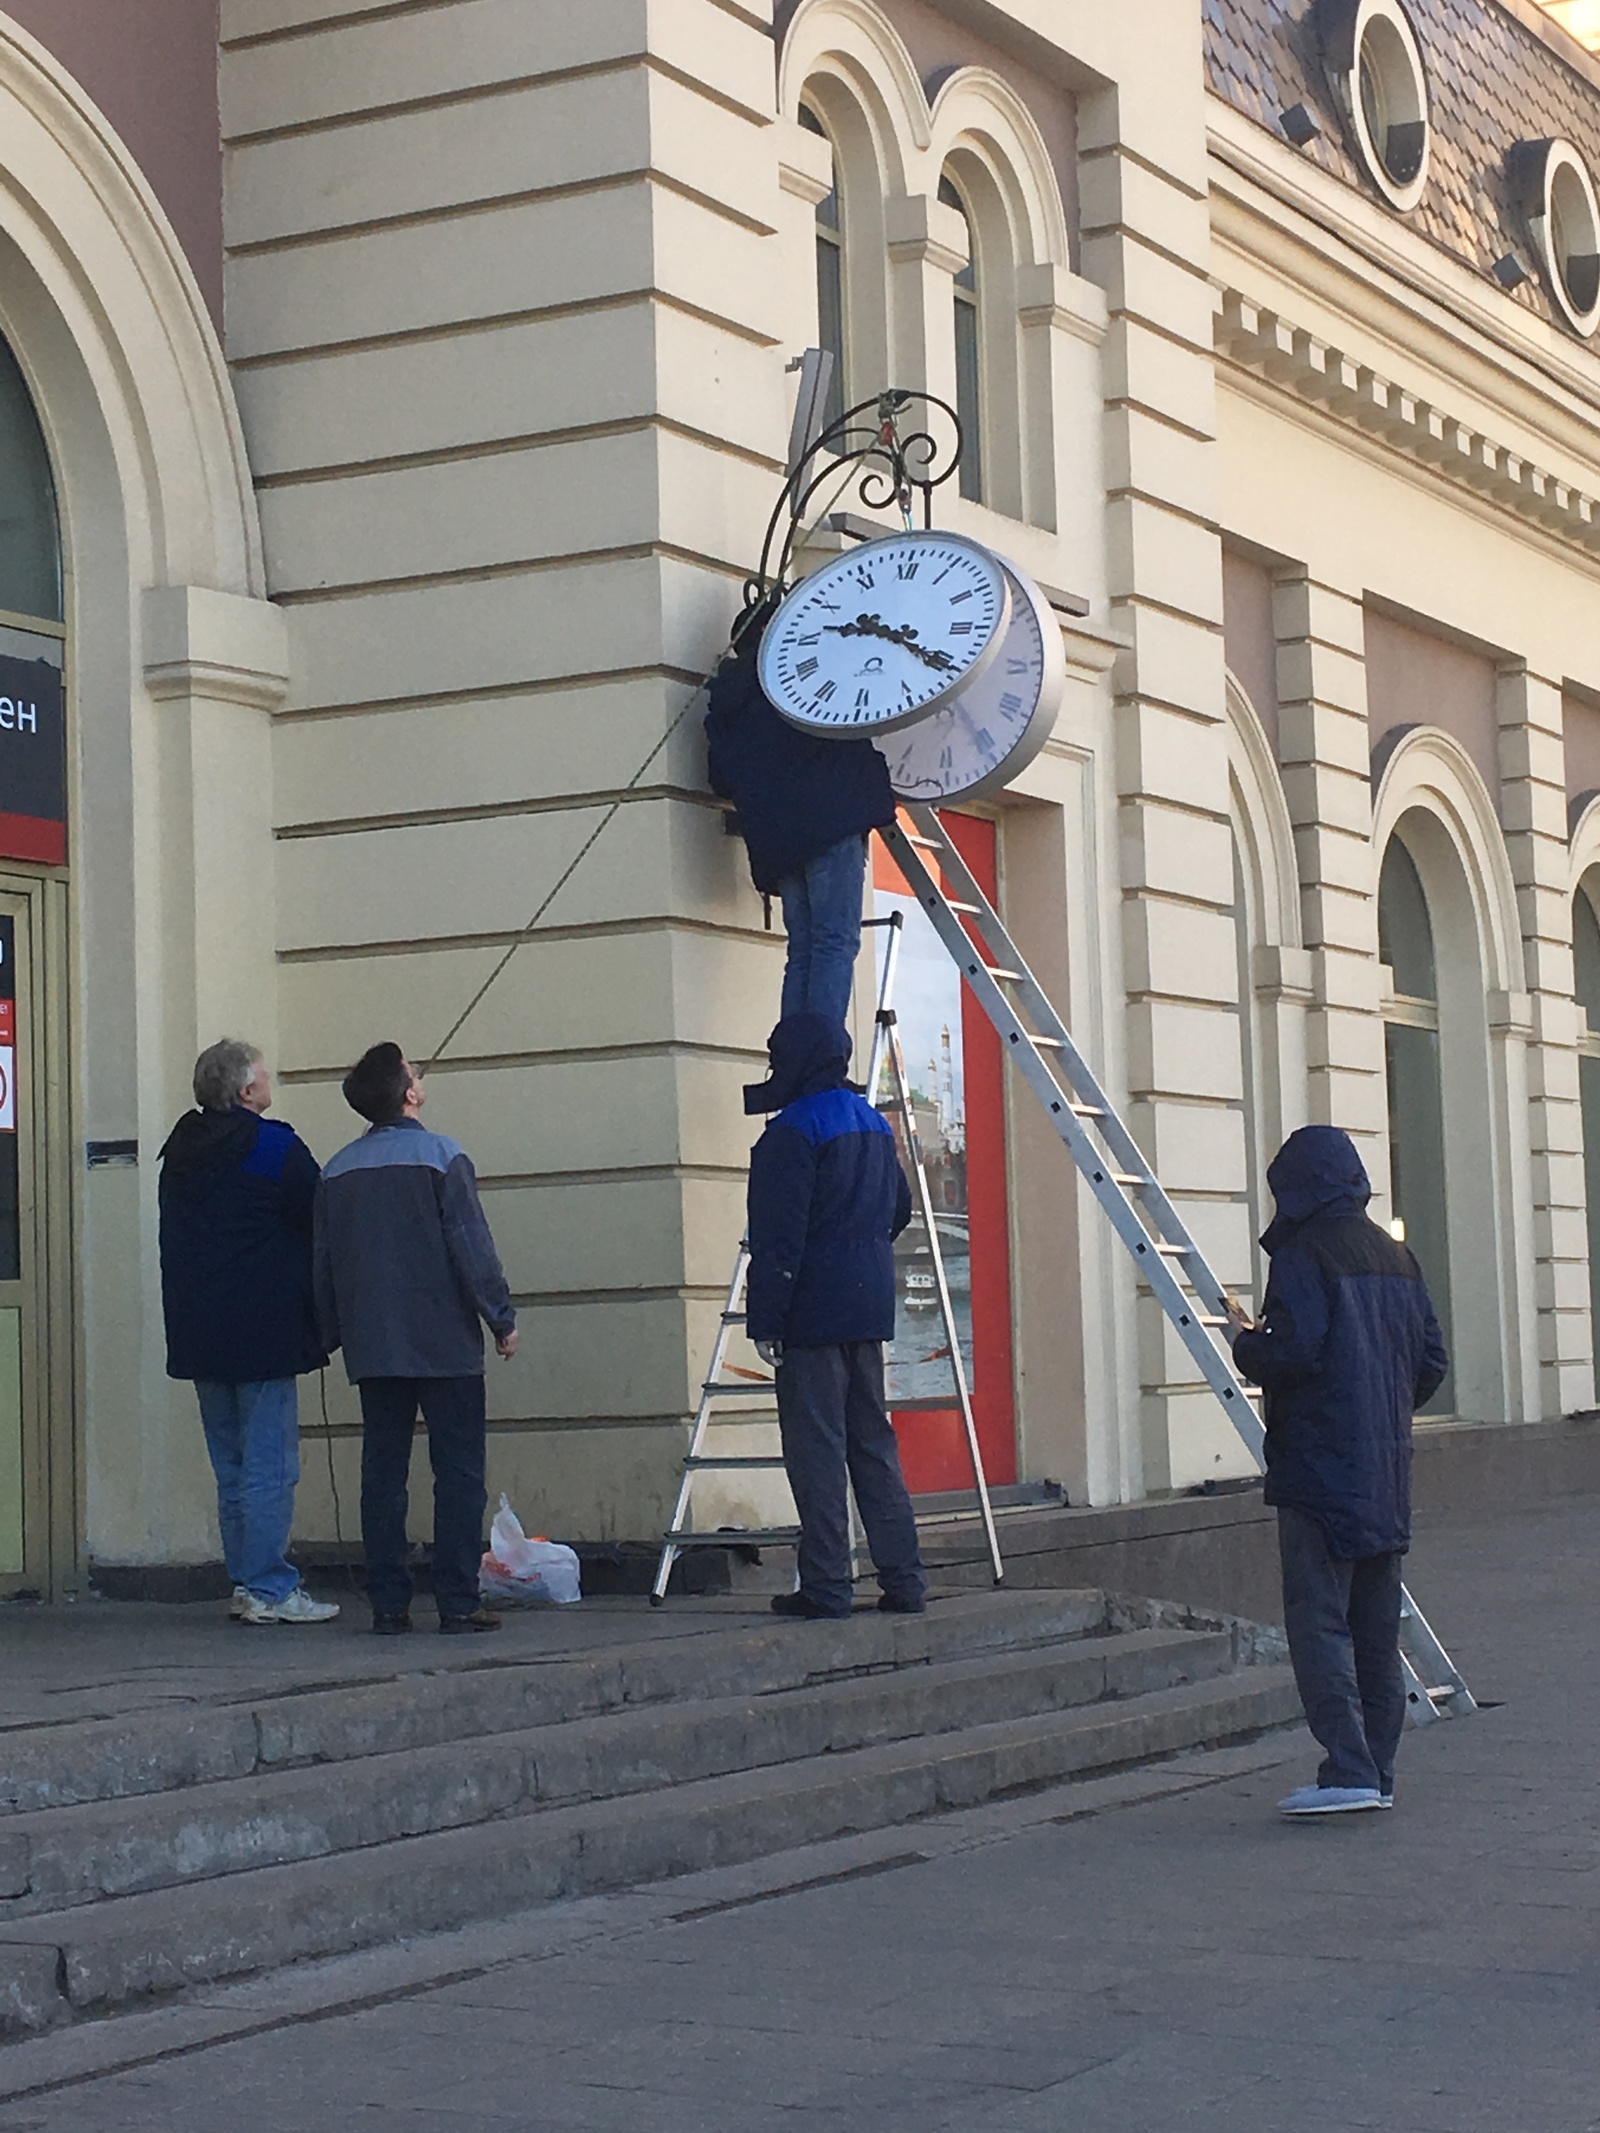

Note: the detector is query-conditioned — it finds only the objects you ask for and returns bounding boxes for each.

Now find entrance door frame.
[0,867,75,1597]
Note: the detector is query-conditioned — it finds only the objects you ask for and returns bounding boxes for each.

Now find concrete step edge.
[0,1589,1114,1819]
[0,1627,1240,1920]
[0,1666,1300,2033]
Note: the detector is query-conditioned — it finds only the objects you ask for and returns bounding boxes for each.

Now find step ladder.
[651,913,1005,1605]
[879,802,1476,1725]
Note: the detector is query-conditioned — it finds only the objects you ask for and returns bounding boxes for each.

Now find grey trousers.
[775,1340,926,1616]
[1278,1503,1406,1794]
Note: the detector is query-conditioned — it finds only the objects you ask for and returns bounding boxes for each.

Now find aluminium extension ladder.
[877,802,1474,1726]
[651,911,1005,1605]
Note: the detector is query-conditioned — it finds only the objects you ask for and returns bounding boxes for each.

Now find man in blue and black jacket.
[745,1012,925,1619]
[1229,1125,1448,1819]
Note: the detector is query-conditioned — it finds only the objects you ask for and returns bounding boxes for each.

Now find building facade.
[2,0,1600,1593]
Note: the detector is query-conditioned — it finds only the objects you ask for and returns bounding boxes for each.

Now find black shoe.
[770,1590,848,1620]
[877,1593,927,1615]
[439,1607,502,1635]
[371,1612,412,1636]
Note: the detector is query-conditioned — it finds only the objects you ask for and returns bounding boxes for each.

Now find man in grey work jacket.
[314,1042,518,1635]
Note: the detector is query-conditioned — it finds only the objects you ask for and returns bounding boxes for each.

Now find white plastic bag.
[478,1493,582,1606]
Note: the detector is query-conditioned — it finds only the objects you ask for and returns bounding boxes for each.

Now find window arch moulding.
[1371,726,1522,1002]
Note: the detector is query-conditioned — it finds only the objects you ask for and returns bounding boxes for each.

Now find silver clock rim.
[757,531,1014,740]
[881,557,1067,804]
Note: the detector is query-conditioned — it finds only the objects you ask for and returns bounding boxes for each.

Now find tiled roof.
[1205,0,1600,334]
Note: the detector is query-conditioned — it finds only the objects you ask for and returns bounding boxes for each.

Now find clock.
[758,531,1011,738]
[876,559,1065,803]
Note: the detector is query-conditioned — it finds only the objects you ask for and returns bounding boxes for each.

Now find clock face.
[877,561,1066,803]
[758,533,1010,737]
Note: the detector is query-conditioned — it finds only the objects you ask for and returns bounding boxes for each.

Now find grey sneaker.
[237,1586,340,1626]
[228,1585,249,1619]
[1278,1783,1384,1817]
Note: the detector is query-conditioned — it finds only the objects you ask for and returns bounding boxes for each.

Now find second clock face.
[876,561,1066,804]
[758,532,1010,737]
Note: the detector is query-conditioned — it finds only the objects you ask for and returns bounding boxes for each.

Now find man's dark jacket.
[745,1014,912,1347]
[158,1109,324,1383]
[704,633,896,895]
[314,1119,515,1381]
[1232,1125,1448,1559]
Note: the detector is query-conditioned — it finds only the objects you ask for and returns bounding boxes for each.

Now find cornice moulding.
[1214,283,1600,564]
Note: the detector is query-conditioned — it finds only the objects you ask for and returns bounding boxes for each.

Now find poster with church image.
[872,890,975,1402]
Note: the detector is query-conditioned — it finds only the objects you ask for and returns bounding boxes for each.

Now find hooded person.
[705,608,896,1030]
[1229,1124,1448,1819]
[744,1012,925,1619]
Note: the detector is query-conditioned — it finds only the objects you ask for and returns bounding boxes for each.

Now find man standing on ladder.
[745,1011,927,1619]
[1227,1125,1449,1818]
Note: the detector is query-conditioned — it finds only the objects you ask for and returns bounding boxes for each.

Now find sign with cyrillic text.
[0,653,65,866]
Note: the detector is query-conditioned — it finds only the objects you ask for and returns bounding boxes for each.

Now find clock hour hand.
[822,613,956,673]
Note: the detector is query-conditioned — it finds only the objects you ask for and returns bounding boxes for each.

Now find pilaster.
[1272,573,1387,1174]
[1499,667,1593,1413]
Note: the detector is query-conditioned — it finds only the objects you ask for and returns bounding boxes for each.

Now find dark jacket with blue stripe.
[158,1109,324,1383]
[1232,1126,1448,1560]
[704,631,896,895]
[745,1015,912,1347]
[314,1120,515,1381]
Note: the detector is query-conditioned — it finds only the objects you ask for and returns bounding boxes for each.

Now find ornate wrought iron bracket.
[737,387,965,639]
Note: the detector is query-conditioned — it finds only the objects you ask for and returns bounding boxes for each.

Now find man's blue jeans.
[194,1378,301,1604]
[358,1375,487,1620]
[1278,1503,1406,1794]
[779,834,867,1028]
[775,1341,925,1615]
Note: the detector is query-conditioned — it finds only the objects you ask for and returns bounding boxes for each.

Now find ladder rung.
[701,1380,776,1396]
[684,1455,789,1469]
[1108,1172,1145,1188]
[905,833,943,850]
[723,1311,747,1325]
[945,899,983,914]
[1069,1103,1104,1118]
[985,966,1023,983]
[1155,1242,1189,1257]
[1030,1035,1065,1050]
[665,1528,801,1547]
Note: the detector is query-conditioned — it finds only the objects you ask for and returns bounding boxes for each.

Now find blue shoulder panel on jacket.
[239,1117,291,1183]
[777,1088,891,1146]
[322,1123,463,1180]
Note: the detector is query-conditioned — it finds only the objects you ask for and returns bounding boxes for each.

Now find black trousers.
[775,1340,926,1616]
[1278,1503,1406,1794]
[358,1375,487,1619]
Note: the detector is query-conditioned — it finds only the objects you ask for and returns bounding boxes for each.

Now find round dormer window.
[1322,0,1431,213]
[1511,138,1600,337]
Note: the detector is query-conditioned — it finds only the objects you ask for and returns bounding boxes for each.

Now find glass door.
[0,884,54,1596]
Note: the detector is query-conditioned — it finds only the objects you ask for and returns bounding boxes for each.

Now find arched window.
[798,104,846,433]
[1379,831,1453,1411]
[938,175,983,503]
[1574,880,1600,1360]
[0,336,61,625]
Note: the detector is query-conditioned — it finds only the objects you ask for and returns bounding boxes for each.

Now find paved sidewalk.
[1,1496,1597,2133]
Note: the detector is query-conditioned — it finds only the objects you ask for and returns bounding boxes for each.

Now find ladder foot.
[648,1592,666,1608]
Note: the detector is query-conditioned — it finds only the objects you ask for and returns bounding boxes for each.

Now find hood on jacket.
[1261,1124,1371,1253]
[744,1012,853,1115]
[159,1107,258,1197]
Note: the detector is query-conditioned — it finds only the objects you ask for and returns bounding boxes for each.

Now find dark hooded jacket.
[1232,1125,1448,1559]
[158,1108,325,1383]
[745,1014,912,1346]
[703,630,896,895]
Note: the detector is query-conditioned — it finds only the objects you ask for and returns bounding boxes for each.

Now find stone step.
[0,1665,1300,2033]
[0,1590,1110,1818]
[0,1625,1234,1920]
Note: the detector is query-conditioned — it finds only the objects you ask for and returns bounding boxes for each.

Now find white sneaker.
[228,1585,249,1619]
[237,1586,340,1626]
[1278,1783,1384,1817]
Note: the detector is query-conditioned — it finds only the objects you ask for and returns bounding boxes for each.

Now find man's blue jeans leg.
[195,1378,301,1605]
[776,1341,925,1615]
[1278,1504,1405,1793]
[358,1375,488,1620]
[779,834,867,1026]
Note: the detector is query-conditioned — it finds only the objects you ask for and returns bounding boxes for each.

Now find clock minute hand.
[822,613,957,674]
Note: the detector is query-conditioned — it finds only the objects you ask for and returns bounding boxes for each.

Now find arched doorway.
[0,329,65,1594]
